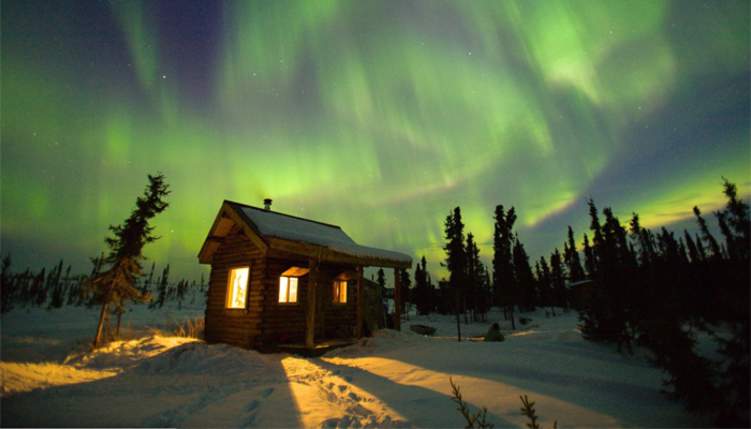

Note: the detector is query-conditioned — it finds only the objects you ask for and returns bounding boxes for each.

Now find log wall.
[204,231,264,348]
[205,234,359,348]
[260,258,357,345]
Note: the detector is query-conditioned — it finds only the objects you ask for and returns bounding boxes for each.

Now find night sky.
[2,0,749,279]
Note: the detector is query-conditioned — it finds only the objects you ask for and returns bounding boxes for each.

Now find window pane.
[289,277,298,303]
[333,280,347,303]
[279,276,289,303]
[227,267,249,309]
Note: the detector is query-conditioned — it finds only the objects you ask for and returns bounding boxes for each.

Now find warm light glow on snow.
[0,362,117,395]
[279,355,406,427]
[321,355,621,427]
[225,266,249,309]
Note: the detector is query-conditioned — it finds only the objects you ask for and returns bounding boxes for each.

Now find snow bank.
[65,335,199,370]
[1,362,117,396]
[2,305,707,428]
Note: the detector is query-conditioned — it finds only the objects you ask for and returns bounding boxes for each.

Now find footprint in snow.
[246,400,260,412]
[244,388,274,426]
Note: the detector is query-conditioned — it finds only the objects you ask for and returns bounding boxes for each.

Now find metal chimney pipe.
[263,198,272,210]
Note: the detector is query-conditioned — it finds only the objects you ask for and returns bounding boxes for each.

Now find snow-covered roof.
[224,201,412,266]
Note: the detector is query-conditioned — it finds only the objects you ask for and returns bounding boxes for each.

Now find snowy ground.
[1,305,706,428]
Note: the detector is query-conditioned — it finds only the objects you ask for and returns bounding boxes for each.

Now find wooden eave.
[197,201,269,264]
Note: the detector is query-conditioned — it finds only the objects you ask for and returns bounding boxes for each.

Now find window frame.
[278,275,299,305]
[332,279,348,305]
[225,265,250,310]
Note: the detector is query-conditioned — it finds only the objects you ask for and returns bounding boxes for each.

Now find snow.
[238,205,412,264]
[1,305,706,427]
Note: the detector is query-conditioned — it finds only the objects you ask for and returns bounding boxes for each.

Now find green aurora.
[1,0,749,279]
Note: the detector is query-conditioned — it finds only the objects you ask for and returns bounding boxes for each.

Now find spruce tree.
[414,256,432,315]
[512,237,535,312]
[465,232,483,321]
[376,267,386,295]
[563,226,585,282]
[31,268,47,307]
[142,262,156,295]
[693,206,722,260]
[1,255,14,313]
[443,207,466,340]
[492,205,517,326]
[582,233,596,279]
[151,264,171,309]
[536,257,552,314]
[399,268,411,317]
[90,173,169,347]
[47,260,65,309]
[719,178,750,261]
[683,230,702,263]
[549,248,566,310]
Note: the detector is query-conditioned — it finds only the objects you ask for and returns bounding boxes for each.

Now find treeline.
[0,256,207,313]
[578,179,749,427]
[409,178,748,427]
[410,205,582,328]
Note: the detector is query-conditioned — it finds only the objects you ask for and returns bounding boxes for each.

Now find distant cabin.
[198,199,411,351]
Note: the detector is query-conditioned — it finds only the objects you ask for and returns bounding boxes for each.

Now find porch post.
[306,259,318,349]
[355,265,364,338]
[393,267,402,331]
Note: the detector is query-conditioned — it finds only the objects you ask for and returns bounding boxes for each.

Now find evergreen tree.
[443,207,466,340]
[47,260,65,309]
[719,177,750,261]
[90,173,169,347]
[142,262,156,295]
[694,233,707,261]
[549,248,566,310]
[151,264,171,309]
[563,226,585,282]
[1,255,15,313]
[512,237,535,312]
[414,256,432,315]
[579,201,636,350]
[683,230,701,263]
[399,268,411,317]
[536,257,552,314]
[629,213,657,268]
[693,206,722,260]
[492,205,517,326]
[582,233,596,279]
[376,268,386,292]
[31,268,47,307]
[465,232,483,321]
[176,279,188,310]
[63,264,77,306]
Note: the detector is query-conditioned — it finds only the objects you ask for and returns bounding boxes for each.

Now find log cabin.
[198,199,412,351]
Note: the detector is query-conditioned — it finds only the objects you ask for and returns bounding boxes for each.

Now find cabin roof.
[198,200,412,268]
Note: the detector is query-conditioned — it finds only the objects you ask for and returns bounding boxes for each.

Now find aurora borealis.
[2,1,749,279]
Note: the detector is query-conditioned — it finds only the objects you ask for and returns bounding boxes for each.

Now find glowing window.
[226,266,249,309]
[333,280,347,304]
[279,276,298,303]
